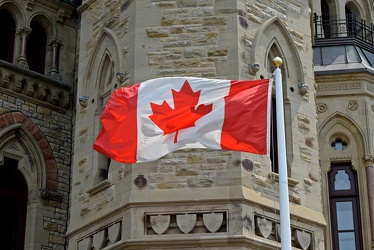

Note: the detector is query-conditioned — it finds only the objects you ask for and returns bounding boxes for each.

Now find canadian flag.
[94,77,271,163]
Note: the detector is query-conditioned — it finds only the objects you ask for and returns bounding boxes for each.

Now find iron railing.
[314,13,374,45]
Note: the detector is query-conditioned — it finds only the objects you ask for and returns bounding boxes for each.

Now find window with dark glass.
[345,7,356,36]
[0,9,16,63]
[0,158,28,250]
[321,0,331,38]
[270,96,278,173]
[328,163,363,250]
[27,21,46,74]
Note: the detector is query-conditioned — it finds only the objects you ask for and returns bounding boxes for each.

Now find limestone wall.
[69,0,324,249]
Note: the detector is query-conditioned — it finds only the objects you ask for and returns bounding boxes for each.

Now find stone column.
[16,26,32,69]
[363,156,374,245]
[48,39,62,79]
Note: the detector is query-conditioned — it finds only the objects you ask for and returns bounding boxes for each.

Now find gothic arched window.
[0,9,16,63]
[328,163,363,250]
[27,21,46,74]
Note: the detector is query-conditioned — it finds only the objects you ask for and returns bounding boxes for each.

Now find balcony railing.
[314,13,374,46]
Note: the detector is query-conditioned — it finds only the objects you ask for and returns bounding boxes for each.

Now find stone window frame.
[318,112,371,249]
[83,29,123,190]
[328,162,363,249]
[26,13,55,75]
[250,16,304,176]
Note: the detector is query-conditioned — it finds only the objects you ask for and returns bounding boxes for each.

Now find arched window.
[0,9,16,63]
[321,0,331,38]
[0,158,28,249]
[328,163,363,250]
[27,21,46,74]
[267,44,286,174]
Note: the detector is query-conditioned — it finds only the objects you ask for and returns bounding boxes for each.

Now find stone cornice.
[0,60,71,111]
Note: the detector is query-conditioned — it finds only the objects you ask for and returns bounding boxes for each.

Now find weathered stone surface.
[150,215,171,235]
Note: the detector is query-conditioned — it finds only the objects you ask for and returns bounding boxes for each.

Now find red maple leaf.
[149,80,213,143]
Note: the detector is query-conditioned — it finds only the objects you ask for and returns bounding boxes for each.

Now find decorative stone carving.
[203,213,223,233]
[150,215,171,235]
[25,0,35,11]
[146,211,227,235]
[78,237,91,250]
[317,83,360,91]
[108,222,121,244]
[92,230,105,250]
[254,214,313,248]
[56,8,65,23]
[256,217,273,238]
[363,155,374,164]
[0,63,70,109]
[348,100,358,111]
[177,214,196,234]
[317,103,327,113]
[371,103,374,112]
[294,230,311,250]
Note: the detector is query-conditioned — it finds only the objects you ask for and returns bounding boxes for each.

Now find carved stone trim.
[0,60,71,109]
[317,82,361,92]
[146,210,227,235]
[254,214,313,249]
[294,229,312,250]
[363,155,374,165]
[203,213,224,233]
[348,100,358,111]
[317,103,327,113]
[329,155,352,161]
[256,217,272,238]
[177,214,196,234]
[40,189,63,201]
[77,221,121,250]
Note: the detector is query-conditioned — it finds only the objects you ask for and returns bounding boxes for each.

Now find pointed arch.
[250,16,304,85]
[250,17,305,173]
[98,49,115,90]
[28,13,55,38]
[345,1,363,22]
[84,28,122,95]
[0,0,25,27]
[318,112,368,249]
[318,111,366,158]
[83,29,122,185]
[0,112,58,191]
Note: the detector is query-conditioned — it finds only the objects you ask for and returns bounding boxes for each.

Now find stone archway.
[0,111,58,191]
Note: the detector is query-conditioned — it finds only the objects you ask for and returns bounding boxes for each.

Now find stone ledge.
[268,172,299,187]
[86,179,111,195]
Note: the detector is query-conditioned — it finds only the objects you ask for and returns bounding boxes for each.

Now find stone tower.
[68,1,323,249]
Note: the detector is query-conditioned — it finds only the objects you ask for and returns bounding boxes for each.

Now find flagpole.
[273,57,292,249]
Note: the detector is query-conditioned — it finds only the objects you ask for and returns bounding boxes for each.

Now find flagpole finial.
[272,57,283,67]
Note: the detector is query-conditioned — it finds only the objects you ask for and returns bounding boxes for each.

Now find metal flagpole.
[273,57,292,249]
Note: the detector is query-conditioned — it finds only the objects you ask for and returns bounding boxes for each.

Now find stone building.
[69,0,323,249]
[0,0,373,249]
[0,0,80,249]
